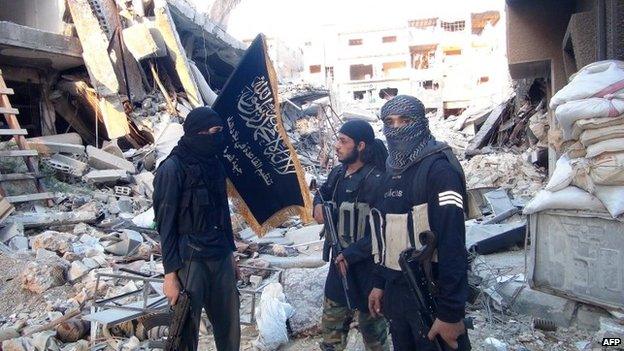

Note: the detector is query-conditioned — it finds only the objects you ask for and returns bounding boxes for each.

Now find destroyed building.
[302,2,511,117]
[0,0,245,147]
[0,0,622,350]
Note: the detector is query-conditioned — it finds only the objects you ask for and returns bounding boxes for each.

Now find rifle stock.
[398,231,472,351]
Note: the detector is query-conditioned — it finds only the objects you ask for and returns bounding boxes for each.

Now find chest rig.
[328,165,377,248]
[370,148,468,271]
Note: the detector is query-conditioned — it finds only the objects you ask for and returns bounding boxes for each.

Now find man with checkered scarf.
[367,95,471,350]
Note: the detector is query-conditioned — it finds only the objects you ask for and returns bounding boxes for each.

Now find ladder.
[0,70,54,205]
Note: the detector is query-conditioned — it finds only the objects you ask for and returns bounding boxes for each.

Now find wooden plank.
[0,107,19,115]
[0,75,48,202]
[0,195,14,223]
[0,150,38,157]
[0,129,27,136]
[0,173,43,182]
[6,192,55,203]
[0,88,14,95]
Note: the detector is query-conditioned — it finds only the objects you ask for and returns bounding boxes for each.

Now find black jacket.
[314,163,384,310]
[372,146,469,323]
[153,155,236,274]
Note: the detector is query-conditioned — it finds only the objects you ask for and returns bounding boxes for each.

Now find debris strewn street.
[0,0,623,350]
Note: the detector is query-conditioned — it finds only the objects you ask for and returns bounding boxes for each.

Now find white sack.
[253,283,295,351]
[586,138,624,158]
[594,185,624,218]
[571,115,624,140]
[132,208,155,229]
[545,154,574,192]
[555,98,624,140]
[523,186,606,214]
[154,123,184,168]
[550,60,624,109]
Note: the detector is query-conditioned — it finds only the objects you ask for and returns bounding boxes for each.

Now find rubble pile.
[462,152,546,200]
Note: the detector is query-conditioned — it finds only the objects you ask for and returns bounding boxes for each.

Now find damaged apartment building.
[302,3,510,117]
[0,0,244,151]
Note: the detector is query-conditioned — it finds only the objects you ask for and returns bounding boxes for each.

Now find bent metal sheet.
[212,34,312,236]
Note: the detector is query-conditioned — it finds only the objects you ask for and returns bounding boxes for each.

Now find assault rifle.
[165,245,198,351]
[398,231,473,351]
[318,191,353,310]
[165,290,191,351]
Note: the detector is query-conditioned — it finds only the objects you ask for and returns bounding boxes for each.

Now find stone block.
[83,169,129,184]
[20,259,68,293]
[46,154,88,177]
[68,261,90,282]
[0,222,24,243]
[86,145,136,173]
[122,21,165,60]
[8,236,28,251]
[30,231,76,254]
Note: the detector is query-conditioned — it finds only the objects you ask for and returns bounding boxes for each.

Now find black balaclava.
[178,107,224,161]
[169,107,226,190]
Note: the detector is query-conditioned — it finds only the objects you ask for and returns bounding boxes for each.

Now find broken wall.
[0,0,67,34]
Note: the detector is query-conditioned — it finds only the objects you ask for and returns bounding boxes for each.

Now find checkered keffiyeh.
[380,95,426,121]
[381,95,433,173]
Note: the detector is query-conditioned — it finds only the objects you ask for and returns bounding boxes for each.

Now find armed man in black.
[153,107,240,351]
[367,95,471,350]
[313,120,390,351]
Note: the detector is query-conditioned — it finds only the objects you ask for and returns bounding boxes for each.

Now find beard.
[339,147,359,165]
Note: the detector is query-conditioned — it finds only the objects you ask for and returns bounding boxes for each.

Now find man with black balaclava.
[153,107,240,351]
[313,120,390,351]
[367,95,471,351]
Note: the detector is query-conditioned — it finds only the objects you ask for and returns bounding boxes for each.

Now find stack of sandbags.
[526,60,624,217]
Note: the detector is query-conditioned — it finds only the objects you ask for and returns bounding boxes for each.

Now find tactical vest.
[370,148,469,271]
[171,155,229,237]
[327,164,378,248]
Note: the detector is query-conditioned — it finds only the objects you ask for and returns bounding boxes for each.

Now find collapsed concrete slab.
[83,169,129,184]
[46,154,89,177]
[8,211,98,229]
[66,0,130,139]
[0,21,83,71]
[86,146,136,174]
[122,22,166,61]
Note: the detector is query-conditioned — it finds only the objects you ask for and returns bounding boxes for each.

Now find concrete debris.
[462,152,546,200]
[282,264,329,335]
[83,169,129,184]
[19,258,69,294]
[30,231,76,254]
[0,223,24,243]
[86,146,137,174]
[46,154,89,177]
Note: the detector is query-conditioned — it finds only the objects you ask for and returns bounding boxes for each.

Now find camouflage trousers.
[320,297,390,351]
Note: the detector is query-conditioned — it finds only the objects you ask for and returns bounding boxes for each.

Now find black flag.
[213,34,312,236]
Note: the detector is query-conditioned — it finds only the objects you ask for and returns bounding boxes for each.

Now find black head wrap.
[170,107,226,187]
[338,120,388,171]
